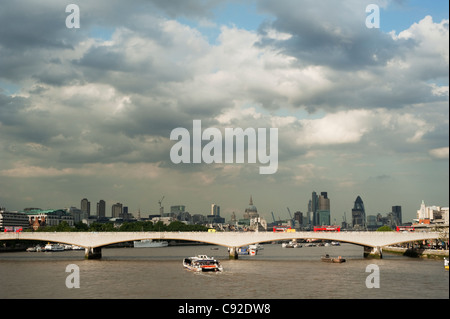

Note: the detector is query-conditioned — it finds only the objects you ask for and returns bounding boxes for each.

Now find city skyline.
[3,192,418,227]
[0,1,448,224]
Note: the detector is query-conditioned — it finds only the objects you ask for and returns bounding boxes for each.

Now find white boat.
[183,255,223,272]
[133,239,169,248]
[71,245,83,250]
[27,245,43,252]
[249,243,263,250]
[44,243,65,251]
[331,241,340,246]
[282,241,301,248]
[445,258,449,270]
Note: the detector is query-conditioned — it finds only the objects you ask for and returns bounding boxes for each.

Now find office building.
[391,206,402,225]
[81,198,90,218]
[112,203,123,218]
[0,209,29,231]
[318,192,330,225]
[352,196,366,229]
[211,204,220,216]
[97,200,105,218]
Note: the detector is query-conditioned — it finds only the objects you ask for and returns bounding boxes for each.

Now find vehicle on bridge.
[273,226,292,232]
[314,226,340,232]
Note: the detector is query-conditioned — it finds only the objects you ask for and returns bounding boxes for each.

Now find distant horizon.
[5,193,445,226]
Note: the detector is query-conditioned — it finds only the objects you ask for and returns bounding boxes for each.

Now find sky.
[0,0,448,224]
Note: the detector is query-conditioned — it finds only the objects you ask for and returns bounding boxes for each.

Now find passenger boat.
[445,258,449,270]
[133,239,169,248]
[26,245,42,252]
[183,255,223,272]
[44,243,65,252]
[321,254,346,263]
[282,241,301,248]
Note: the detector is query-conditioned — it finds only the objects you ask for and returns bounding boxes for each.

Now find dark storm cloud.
[256,0,403,69]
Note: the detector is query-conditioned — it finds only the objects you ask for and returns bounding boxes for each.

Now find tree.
[376,225,393,231]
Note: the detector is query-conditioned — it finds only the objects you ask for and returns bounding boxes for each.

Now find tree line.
[28,220,209,232]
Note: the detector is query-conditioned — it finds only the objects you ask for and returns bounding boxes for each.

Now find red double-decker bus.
[313,226,340,232]
[396,226,415,232]
[273,226,291,232]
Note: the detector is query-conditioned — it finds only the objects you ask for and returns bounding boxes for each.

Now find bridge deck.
[0,231,443,249]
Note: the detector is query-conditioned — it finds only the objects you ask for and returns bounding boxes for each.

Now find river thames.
[0,243,448,299]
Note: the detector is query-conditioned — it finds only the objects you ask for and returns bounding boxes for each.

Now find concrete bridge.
[1,230,444,259]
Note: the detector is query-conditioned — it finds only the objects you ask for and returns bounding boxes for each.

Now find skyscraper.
[112,202,123,218]
[318,192,330,225]
[211,204,220,216]
[352,196,366,229]
[392,206,402,225]
[308,191,319,226]
[81,198,90,218]
[97,200,105,218]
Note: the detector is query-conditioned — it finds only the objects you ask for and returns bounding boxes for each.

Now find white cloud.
[429,147,449,159]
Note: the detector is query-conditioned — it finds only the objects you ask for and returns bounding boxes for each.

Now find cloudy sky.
[0,0,448,224]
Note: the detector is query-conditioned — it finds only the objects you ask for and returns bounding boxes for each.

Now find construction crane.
[158,196,165,215]
[287,207,295,228]
[271,212,276,224]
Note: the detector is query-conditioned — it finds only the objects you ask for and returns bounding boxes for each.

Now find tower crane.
[287,207,295,228]
[158,196,165,215]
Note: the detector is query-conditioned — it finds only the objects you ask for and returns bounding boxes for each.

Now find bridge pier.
[85,247,102,259]
[228,247,238,260]
[364,246,383,259]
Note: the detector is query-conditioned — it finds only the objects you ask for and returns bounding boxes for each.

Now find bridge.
[0,230,444,259]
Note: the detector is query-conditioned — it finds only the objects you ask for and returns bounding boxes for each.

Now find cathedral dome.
[244,196,259,219]
[246,196,257,213]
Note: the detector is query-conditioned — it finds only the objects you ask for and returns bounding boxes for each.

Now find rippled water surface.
[0,244,448,299]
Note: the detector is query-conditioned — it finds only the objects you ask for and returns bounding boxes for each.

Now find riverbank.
[383,246,449,259]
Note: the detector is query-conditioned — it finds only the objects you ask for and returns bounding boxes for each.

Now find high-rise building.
[308,192,319,226]
[352,196,366,229]
[392,206,402,225]
[81,198,90,218]
[211,204,220,216]
[97,200,105,218]
[308,191,330,226]
[318,192,330,225]
[112,202,123,218]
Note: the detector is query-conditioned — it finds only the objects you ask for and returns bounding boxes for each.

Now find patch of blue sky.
[0,80,20,95]
[380,0,449,33]
[89,25,115,41]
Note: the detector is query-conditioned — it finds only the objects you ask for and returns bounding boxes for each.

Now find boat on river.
[26,245,42,252]
[183,255,223,272]
[321,254,346,263]
[445,258,449,270]
[44,243,65,252]
[282,241,301,248]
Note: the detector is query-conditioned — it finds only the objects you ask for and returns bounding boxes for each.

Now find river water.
[0,243,448,300]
